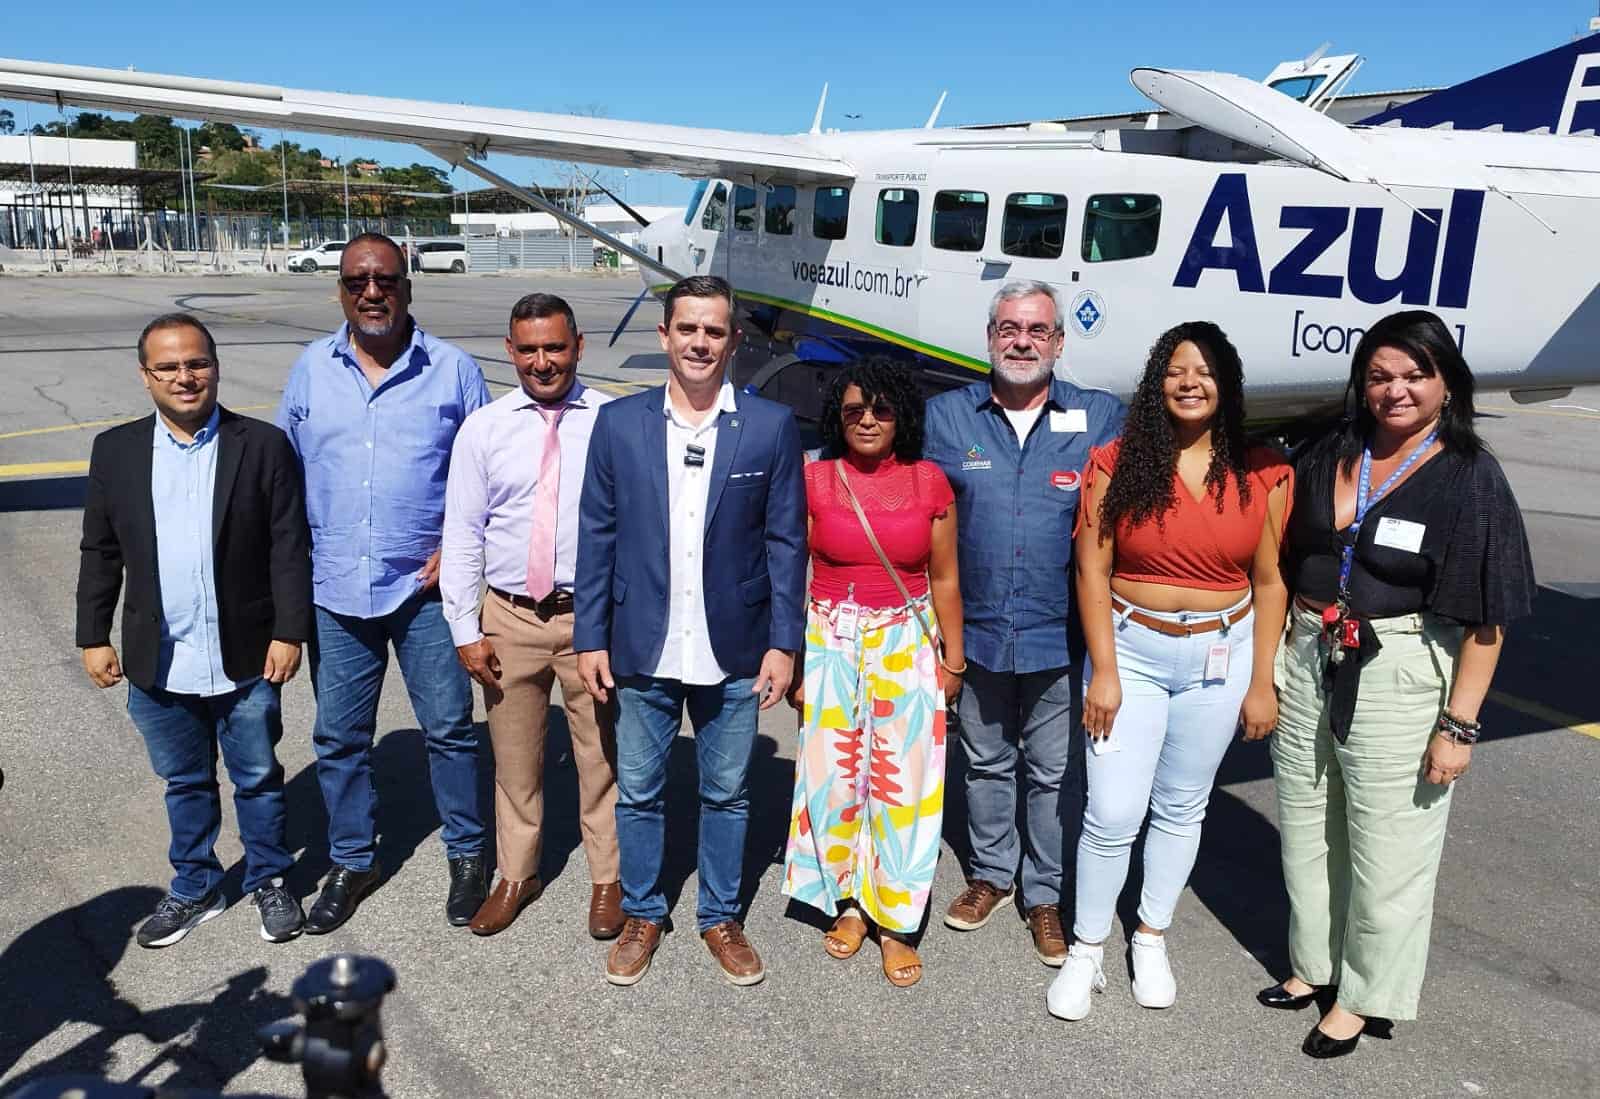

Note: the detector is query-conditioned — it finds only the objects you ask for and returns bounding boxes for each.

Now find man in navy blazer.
[576,275,805,988]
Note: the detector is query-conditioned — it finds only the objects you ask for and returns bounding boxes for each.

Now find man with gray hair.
[924,280,1125,966]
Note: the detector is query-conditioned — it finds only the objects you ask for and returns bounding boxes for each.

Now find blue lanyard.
[1337,430,1437,604]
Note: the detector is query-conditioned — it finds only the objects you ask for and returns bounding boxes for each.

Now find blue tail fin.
[1360,33,1600,135]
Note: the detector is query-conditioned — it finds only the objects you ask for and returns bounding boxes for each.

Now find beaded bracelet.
[1436,709,1481,745]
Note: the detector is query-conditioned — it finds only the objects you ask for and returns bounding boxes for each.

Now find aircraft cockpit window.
[1002,192,1068,259]
[1269,74,1327,103]
[765,185,797,235]
[932,190,988,251]
[1082,193,1162,262]
[814,186,850,240]
[685,180,710,226]
[876,188,919,248]
[734,186,759,233]
[701,182,728,231]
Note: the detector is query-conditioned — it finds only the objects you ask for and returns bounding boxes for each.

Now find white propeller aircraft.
[3,34,1597,424]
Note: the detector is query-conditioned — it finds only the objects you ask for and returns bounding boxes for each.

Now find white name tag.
[1373,517,1426,554]
[1205,642,1230,683]
[1050,409,1088,433]
[832,601,860,640]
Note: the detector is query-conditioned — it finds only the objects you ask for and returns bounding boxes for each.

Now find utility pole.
[23,102,43,263]
[341,157,351,239]
[280,129,290,251]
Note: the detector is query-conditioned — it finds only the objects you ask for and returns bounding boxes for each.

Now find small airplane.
[2,34,1597,426]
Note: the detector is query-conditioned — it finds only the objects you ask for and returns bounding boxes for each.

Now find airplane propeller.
[609,284,655,347]
[580,169,652,229]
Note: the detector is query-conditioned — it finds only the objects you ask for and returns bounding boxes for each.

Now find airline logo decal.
[1070,291,1107,339]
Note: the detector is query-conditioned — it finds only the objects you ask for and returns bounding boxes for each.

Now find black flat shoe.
[446,855,488,927]
[1301,1016,1394,1059]
[1257,981,1330,1010]
[305,863,382,935]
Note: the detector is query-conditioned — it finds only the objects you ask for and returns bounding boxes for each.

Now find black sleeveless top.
[1286,438,1535,625]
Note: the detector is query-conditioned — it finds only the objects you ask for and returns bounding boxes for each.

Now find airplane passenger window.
[701,182,728,231]
[1082,193,1162,262]
[876,189,919,247]
[1002,192,1068,259]
[734,186,759,233]
[814,186,850,239]
[765,185,797,235]
[932,190,988,251]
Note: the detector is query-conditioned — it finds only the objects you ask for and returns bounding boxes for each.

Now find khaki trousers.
[1270,602,1461,1021]
[481,592,619,884]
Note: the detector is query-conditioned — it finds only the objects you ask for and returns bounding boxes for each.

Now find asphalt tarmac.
[0,273,1596,1099]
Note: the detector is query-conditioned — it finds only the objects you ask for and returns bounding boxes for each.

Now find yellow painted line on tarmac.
[0,403,278,441]
[593,381,647,396]
[1479,403,1600,422]
[1488,689,1600,742]
[0,460,89,477]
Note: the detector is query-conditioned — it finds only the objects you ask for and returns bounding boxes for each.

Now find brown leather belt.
[489,586,574,620]
[1112,595,1252,638]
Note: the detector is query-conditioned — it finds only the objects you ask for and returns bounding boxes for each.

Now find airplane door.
[683,178,731,280]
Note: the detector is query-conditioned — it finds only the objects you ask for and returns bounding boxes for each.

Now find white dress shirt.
[441,381,610,647]
[651,382,737,685]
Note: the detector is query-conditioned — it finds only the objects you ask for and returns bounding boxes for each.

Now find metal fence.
[466,232,597,272]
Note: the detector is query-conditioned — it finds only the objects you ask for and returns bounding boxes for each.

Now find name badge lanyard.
[1326,429,1436,664]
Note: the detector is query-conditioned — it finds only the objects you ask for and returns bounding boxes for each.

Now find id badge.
[1204,641,1230,683]
[833,601,861,640]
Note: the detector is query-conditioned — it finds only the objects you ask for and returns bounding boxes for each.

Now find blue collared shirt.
[276,321,491,618]
[151,407,235,696]
[924,378,1125,674]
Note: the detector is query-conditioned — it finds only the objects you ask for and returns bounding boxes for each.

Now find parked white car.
[287,241,346,272]
[416,240,470,273]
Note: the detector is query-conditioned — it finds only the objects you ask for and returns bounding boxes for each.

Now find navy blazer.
[574,385,806,679]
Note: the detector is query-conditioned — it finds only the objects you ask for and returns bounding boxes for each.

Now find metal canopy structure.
[0,162,206,192]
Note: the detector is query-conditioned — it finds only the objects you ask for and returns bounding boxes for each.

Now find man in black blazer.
[77,313,313,948]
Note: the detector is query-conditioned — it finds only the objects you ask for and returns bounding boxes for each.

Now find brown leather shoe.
[944,878,1016,930]
[468,875,544,936]
[589,882,624,940]
[702,920,766,986]
[1027,904,1068,966]
[605,918,662,986]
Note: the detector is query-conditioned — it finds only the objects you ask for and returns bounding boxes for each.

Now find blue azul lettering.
[1175,174,1482,309]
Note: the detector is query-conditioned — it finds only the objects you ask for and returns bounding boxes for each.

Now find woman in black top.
[1260,310,1534,1059]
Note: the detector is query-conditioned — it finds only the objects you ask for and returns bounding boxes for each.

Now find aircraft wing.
[0,58,855,184]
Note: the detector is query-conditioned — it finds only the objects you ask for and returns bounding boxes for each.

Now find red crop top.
[807,457,955,608]
[1079,441,1292,591]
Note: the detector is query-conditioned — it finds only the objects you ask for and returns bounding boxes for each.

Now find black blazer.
[76,406,313,692]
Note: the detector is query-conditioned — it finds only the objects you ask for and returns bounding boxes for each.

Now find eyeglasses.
[841,401,897,426]
[143,359,216,380]
[991,322,1060,341]
[340,273,406,296]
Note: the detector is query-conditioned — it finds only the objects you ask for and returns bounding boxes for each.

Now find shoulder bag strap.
[835,460,941,656]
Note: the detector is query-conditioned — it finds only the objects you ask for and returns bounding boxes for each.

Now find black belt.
[489,586,574,620]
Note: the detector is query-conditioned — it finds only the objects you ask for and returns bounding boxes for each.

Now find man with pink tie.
[441,292,622,939]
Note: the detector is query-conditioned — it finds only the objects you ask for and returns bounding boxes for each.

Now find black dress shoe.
[446,855,488,927]
[1302,1016,1394,1059]
[1257,981,1332,1010]
[305,864,382,935]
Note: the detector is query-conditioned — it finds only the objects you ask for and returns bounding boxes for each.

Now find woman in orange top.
[1047,322,1291,1022]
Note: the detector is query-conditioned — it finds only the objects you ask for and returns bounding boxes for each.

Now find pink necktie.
[525,403,567,600]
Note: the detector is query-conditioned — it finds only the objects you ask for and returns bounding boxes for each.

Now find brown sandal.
[823,912,869,959]
[880,934,923,987]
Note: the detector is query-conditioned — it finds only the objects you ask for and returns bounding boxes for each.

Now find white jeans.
[1074,595,1254,943]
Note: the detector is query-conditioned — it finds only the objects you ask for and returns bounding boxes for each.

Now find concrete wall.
[0,135,137,169]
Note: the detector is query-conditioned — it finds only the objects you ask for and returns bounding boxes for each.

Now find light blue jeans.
[1074,597,1254,943]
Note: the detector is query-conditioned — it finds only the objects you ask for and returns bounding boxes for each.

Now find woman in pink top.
[782,357,963,988]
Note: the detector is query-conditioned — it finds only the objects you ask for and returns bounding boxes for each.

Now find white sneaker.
[1131,930,1177,1008]
[1046,943,1106,1021]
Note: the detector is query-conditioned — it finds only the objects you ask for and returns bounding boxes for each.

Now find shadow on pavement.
[0,886,293,1094]
[0,475,87,513]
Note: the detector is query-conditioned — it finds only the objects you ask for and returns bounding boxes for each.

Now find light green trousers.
[1270,602,1461,1021]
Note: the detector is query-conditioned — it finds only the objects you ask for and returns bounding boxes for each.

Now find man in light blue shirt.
[277,233,491,933]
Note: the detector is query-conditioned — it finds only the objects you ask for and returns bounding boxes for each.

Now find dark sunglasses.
[340,273,406,296]
[841,401,897,426]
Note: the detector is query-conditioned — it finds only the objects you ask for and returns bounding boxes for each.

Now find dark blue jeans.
[614,675,758,931]
[127,676,293,899]
[309,591,484,871]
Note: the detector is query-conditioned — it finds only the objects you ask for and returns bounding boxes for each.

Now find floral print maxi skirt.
[782,595,946,933]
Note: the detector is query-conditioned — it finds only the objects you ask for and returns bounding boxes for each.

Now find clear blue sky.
[3,0,1596,204]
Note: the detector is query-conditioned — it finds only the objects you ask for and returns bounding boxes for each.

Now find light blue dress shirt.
[276,320,491,619]
[152,407,236,696]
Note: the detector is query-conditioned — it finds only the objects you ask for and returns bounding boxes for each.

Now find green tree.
[0,109,14,135]
[196,121,246,152]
